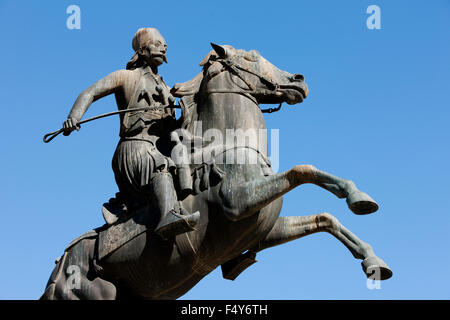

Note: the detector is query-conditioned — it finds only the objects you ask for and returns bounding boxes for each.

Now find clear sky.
[0,0,449,299]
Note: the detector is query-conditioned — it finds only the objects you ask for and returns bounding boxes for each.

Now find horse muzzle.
[278,81,308,105]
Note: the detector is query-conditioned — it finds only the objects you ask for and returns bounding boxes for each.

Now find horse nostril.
[292,74,305,82]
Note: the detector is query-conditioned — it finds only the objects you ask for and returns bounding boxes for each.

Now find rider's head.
[126,28,167,70]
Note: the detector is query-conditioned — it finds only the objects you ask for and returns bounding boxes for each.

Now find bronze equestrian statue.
[41,28,392,299]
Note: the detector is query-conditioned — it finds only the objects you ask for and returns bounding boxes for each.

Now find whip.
[43,105,180,143]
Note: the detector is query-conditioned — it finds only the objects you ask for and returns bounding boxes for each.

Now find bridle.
[206,57,283,114]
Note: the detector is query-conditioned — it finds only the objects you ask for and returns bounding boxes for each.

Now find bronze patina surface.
[41,28,391,300]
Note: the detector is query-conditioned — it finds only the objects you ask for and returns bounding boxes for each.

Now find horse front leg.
[289,165,379,215]
[251,213,392,280]
[220,164,377,222]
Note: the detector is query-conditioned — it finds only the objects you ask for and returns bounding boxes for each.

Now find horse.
[41,43,392,300]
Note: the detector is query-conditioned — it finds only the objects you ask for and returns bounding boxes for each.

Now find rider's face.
[143,35,167,67]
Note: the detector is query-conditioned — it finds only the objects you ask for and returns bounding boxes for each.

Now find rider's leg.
[151,172,200,240]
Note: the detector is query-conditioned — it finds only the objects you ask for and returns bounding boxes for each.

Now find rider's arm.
[68,70,128,120]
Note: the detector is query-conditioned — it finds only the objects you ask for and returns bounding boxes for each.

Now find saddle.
[98,204,153,260]
[97,159,225,261]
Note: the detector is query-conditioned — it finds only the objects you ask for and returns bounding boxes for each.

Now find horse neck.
[188,72,268,154]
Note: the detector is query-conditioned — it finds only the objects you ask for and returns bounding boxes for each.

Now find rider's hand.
[62,117,80,136]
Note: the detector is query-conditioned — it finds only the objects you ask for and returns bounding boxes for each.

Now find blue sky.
[0,0,449,299]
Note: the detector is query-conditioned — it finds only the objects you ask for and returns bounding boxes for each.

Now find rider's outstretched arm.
[67,70,129,121]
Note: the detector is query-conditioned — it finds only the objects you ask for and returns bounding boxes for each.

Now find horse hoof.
[346,191,378,215]
[361,256,393,280]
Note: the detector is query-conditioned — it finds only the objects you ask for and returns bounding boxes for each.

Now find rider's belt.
[120,110,165,137]
[119,135,156,145]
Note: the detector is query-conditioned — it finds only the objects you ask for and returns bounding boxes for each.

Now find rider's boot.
[151,172,200,240]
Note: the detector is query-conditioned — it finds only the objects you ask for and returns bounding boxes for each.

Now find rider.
[62,28,200,240]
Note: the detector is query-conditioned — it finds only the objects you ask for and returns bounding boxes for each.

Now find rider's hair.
[126,28,163,70]
[126,52,144,70]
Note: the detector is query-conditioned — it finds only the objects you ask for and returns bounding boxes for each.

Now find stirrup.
[155,210,200,240]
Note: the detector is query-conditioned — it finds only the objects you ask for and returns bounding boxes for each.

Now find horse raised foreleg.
[251,213,392,280]
[289,165,379,215]
[220,164,377,222]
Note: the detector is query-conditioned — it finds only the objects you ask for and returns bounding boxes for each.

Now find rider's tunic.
[112,68,175,201]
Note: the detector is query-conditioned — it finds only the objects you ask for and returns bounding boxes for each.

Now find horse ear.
[210,43,228,58]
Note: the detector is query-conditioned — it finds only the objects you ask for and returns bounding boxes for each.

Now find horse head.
[172,43,309,133]
[200,43,308,107]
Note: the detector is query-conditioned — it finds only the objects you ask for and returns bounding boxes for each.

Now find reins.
[206,58,283,114]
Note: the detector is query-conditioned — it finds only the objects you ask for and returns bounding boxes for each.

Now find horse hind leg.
[40,238,117,300]
[251,213,392,281]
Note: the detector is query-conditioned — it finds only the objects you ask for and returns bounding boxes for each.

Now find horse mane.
[170,47,235,129]
[171,46,236,97]
[170,71,202,129]
[171,49,219,129]
[171,71,204,98]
